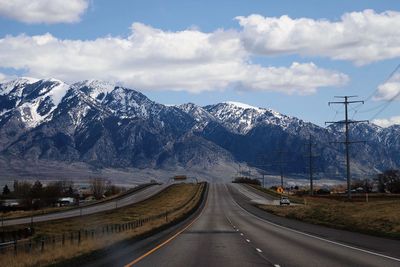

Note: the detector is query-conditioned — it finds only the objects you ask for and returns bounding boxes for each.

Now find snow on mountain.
[103,86,159,118]
[0,78,70,128]
[0,77,399,176]
[223,101,263,111]
[203,101,295,134]
[72,80,115,101]
[0,77,40,96]
[177,103,216,131]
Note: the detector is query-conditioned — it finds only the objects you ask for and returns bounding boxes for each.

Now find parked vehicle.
[280,197,291,206]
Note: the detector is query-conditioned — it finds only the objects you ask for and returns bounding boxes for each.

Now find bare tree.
[90,178,106,200]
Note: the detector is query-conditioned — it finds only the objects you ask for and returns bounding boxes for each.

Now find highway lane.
[226,184,400,267]
[3,184,168,226]
[231,183,279,205]
[131,183,271,267]
[125,184,400,267]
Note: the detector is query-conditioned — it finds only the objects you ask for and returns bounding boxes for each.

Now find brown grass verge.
[1,183,205,267]
[257,198,400,239]
[1,184,153,220]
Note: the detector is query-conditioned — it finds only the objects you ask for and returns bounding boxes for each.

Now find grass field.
[1,184,149,220]
[1,183,205,267]
[255,188,400,239]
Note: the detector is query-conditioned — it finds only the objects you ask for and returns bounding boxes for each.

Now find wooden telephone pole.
[326,96,368,199]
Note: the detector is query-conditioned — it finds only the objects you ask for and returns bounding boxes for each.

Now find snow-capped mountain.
[0,77,69,128]
[0,77,399,180]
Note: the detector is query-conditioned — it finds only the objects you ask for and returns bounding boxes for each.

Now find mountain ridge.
[0,77,399,181]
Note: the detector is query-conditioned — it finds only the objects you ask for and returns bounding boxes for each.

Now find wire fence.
[0,182,205,256]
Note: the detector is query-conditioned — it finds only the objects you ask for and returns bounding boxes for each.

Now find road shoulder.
[228,183,400,259]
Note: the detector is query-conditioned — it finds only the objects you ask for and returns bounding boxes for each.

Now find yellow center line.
[123,186,209,267]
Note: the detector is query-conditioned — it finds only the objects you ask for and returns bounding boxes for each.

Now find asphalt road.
[231,183,280,205]
[3,184,168,226]
[76,183,400,267]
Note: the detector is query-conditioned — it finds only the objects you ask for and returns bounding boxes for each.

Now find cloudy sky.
[0,0,399,126]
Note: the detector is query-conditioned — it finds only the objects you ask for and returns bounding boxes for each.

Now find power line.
[326,96,368,200]
[347,63,400,120]
[255,151,292,188]
[354,62,400,110]
[305,135,318,196]
[369,90,400,121]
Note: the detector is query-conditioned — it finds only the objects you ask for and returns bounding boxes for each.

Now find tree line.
[1,178,122,210]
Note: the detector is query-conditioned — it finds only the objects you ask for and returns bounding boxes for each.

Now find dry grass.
[2,206,74,220]
[1,188,134,220]
[258,198,400,239]
[1,183,205,267]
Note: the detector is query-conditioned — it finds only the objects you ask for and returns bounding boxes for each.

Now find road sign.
[277,187,284,194]
[173,175,187,181]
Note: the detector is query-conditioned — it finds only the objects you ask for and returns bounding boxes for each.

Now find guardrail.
[0,182,205,256]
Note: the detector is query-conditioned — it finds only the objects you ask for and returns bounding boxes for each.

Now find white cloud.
[237,9,400,65]
[235,62,348,94]
[0,23,348,94]
[372,116,400,127]
[374,73,400,101]
[0,72,6,82]
[0,0,89,24]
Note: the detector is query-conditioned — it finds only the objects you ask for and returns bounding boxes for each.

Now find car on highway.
[280,197,291,206]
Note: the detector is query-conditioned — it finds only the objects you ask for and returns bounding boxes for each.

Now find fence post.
[41,238,44,252]
[13,238,17,255]
[78,230,81,245]
[29,238,32,253]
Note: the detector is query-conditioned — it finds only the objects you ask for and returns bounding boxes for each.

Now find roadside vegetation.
[257,197,400,239]
[251,169,400,239]
[0,178,123,220]
[1,182,206,267]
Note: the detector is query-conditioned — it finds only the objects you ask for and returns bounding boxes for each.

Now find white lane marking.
[274,265,281,267]
[227,185,400,263]
[246,239,250,243]
[256,248,262,253]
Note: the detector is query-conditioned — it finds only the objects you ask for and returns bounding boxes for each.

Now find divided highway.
[3,184,168,226]
[73,183,400,267]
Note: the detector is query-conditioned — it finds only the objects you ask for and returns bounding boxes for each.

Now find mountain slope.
[0,77,399,180]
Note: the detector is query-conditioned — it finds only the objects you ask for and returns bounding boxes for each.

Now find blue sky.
[0,0,399,126]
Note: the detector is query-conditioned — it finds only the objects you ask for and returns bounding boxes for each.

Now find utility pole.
[254,154,269,188]
[305,135,318,196]
[273,150,288,188]
[255,151,291,188]
[326,96,368,199]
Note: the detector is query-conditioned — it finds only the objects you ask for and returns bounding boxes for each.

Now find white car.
[280,197,291,206]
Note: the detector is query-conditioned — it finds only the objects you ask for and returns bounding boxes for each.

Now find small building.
[58,197,75,206]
